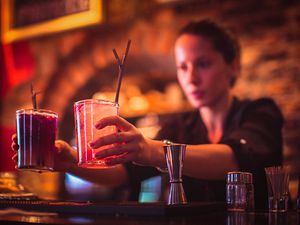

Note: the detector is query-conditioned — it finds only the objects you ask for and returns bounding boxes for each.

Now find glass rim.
[16,109,58,117]
[264,165,288,170]
[74,99,119,108]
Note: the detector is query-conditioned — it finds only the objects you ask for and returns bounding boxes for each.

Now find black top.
[125,97,284,209]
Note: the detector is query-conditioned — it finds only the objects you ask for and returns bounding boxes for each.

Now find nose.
[186,65,201,85]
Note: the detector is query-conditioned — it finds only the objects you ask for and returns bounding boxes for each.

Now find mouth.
[190,90,205,99]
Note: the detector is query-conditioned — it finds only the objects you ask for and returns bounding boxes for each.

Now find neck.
[199,93,233,143]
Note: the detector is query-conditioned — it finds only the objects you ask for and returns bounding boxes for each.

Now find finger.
[11,143,19,152]
[54,140,77,162]
[95,115,134,131]
[104,152,136,166]
[55,140,65,153]
[12,154,18,162]
[12,134,17,142]
[94,142,136,159]
[55,140,73,153]
[89,131,133,149]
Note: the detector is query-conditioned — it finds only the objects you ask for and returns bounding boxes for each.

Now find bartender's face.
[175,34,236,108]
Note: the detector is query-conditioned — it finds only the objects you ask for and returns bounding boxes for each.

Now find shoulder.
[236,97,284,123]
[244,97,279,107]
[241,97,282,113]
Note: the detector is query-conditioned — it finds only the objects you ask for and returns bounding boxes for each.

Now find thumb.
[55,140,71,152]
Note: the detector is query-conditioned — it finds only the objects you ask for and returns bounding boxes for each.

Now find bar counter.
[0,201,299,225]
[0,211,299,225]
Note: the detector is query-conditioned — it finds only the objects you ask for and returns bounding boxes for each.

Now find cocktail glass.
[16,109,58,171]
[74,99,119,169]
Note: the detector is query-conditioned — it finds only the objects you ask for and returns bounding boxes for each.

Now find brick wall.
[2,0,300,172]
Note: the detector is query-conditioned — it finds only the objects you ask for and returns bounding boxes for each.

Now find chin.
[190,99,206,109]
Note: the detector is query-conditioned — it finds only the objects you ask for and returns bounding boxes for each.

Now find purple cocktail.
[16,109,58,171]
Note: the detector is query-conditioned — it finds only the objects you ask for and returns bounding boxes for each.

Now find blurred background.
[1,0,300,204]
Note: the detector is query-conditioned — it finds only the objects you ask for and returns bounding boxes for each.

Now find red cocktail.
[16,109,58,171]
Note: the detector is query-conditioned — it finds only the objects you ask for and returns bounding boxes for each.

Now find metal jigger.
[164,144,187,205]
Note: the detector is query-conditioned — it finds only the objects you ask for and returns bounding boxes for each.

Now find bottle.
[226,172,255,212]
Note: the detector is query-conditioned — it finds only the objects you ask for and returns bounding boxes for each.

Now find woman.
[12,19,283,209]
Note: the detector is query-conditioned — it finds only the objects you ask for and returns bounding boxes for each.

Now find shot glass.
[265,166,290,212]
[74,99,119,169]
[16,109,58,171]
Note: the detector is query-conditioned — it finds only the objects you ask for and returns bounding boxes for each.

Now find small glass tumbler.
[227,172,246,211]
[265,166,289,212]
[226,172,254,211]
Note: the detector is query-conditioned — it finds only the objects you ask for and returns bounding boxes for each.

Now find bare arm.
[183,144,238,180]
[138,140,239,180]
[54,140,128,188]
[91,116,239,181]
[11,135,128,188]
[67,164,128,188]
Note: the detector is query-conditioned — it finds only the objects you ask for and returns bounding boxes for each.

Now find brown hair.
[178,19,240,86]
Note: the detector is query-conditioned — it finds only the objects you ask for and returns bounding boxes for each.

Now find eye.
[196,60,212,69]
[177,64,188,72]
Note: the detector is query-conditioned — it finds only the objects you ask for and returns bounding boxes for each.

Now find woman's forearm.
[55,140,128,188]
[149,140,239,180]
[152,141,239,180]
[183,144,239,180]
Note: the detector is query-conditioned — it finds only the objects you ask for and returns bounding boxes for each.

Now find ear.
[228,58,240,86]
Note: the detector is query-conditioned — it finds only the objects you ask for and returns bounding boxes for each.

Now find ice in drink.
[74,99,119,169]
[16,109,58,171]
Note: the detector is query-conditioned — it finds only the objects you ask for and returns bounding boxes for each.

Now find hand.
[11,134,77,172]
[54,140,77,172]
[11,134,18,165]
[90,115,162,167]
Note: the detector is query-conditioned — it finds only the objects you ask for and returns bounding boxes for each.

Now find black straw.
[30,83,42,110]
[31,83,37,110]
[113,40,131,104]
